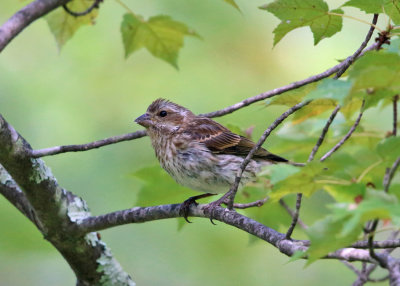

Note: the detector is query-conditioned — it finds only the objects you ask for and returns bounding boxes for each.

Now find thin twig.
[232,197,269,209]
[289,15,377,240]
[334,14,379,79]
[285,193,303,239]
[342,260,362,276]
[288,105,341,238]
[368,274,389,282]
[308,105,341,161]
[320,101,365,162]
[201,43,378,119]
[368,220,386,267]
[63,0,102,17]
[328,13,383,33]
[30,130,147,158]
[384,156,400,193]
[224,101,311,210]
[279,199,308,229]
[394,95,398,136]
[30,41,379,159]
[353,231,399,285]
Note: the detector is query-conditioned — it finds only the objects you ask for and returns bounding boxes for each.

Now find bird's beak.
[134,113,152,128]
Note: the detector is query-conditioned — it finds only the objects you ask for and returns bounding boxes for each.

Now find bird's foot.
[179,193,215,223]
[179,197,198,223]
[203,195,231,225]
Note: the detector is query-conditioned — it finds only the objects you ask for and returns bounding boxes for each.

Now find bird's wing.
[183,117,287,162]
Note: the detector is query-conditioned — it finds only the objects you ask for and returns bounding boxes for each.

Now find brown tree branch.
[0,0,70,52]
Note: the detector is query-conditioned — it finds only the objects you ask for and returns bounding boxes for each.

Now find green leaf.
[223,0,241,11]
[270,161,328,199]
[376,137,400,161]
[304,78,353,106]
[268,164,301,184]
[292,99,337,124]
[344,0,400,24]
[132,165,199,206]
[306,190,400,263]
[267,82,318,106]
[349,51,400,96]
[286,250,307,263]
[260,0,343,45]
[385,38,400,54]
[385,1,400,24]
[46,0,98,49]
[121,13,198,68]
[343,0,384,13]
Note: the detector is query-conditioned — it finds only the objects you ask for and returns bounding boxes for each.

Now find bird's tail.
[264,153,289,163]
[264,153,305,167]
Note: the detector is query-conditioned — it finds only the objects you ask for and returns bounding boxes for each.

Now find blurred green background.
[0,0,391,285]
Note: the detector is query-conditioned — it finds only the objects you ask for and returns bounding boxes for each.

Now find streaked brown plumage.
[135,99,287,220]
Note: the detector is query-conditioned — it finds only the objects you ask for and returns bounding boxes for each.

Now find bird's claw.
[179,197,199,223]
[203,197,229,225]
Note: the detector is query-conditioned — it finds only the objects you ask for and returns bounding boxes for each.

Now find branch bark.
[75,202,394,264]
[0,0,70,52]
[0,115,134,286]
[30,130,147,158]
[224,100,311,209]
[30,43,378,158]
[0,164,37,224]
[320,101,365,162]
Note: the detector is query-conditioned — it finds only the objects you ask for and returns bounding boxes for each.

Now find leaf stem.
[114,0,136,16]
[357,160,383,183]
[328,12,384,33]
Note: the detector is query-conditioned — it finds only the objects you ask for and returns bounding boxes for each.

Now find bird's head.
[135,98,195,133]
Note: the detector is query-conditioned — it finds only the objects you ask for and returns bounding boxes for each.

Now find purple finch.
[135,99,287,221]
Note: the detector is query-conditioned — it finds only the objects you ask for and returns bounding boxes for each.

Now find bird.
[135,98,288,222]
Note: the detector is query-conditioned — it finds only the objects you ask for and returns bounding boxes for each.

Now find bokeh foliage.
[1,0,399,285]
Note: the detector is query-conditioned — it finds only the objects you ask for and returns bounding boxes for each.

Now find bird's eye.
[159,110,167,117]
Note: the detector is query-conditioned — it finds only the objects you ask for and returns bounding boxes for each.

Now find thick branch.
[0,0,70,52]
[76,203,384,263]
[0,115,134,286]
[0,164,37,224]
